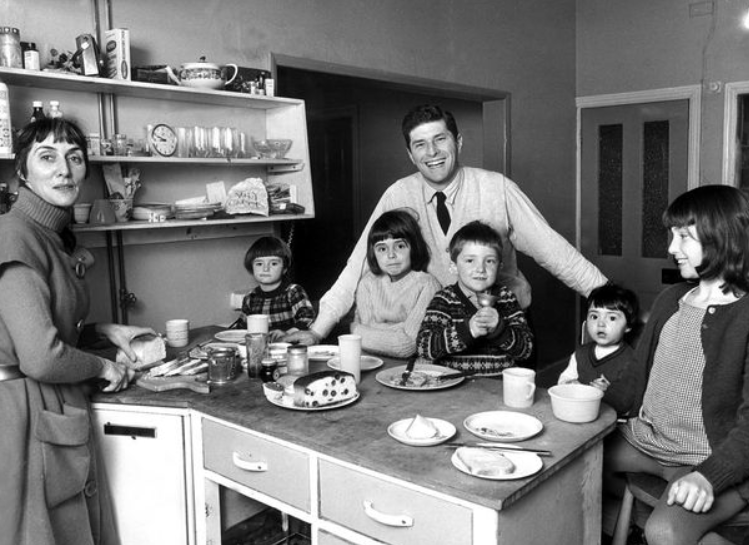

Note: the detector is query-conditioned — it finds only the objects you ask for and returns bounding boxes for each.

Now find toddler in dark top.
[557,283,640,416]
[240,236,315,341]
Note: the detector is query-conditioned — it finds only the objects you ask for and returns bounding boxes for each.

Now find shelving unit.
[0,66,314,322]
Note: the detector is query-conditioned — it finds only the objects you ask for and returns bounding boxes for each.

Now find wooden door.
[580,100,689,313]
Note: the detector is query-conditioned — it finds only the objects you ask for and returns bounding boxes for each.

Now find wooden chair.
[612,473,749,545]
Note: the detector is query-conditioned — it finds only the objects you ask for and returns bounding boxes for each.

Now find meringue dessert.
[404,414,440,440]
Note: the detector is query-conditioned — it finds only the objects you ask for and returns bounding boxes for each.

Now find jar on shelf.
[21,42,39,70]
[86,133,101,156]
[0,27,22,69]
[113,134,127,156]
[30,101,45,123]
[48,100,63,119]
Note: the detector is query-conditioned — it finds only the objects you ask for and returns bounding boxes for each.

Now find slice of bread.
[456,447,516,477]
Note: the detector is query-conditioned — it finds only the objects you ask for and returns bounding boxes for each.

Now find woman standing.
[0,118,155,545]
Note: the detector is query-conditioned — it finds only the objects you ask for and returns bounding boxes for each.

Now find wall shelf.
[72,213,313,233]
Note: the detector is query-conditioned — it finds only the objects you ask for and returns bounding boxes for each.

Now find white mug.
[246,314,269,334]
[165,319,190,348]
[338,334,362,384]
[502,367,536,408]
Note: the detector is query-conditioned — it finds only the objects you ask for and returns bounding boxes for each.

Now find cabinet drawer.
[317,530,356,545]
[202,419,310,512]
[319,460,472,545]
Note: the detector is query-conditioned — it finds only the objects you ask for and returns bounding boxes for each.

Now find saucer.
[387,417,456,446]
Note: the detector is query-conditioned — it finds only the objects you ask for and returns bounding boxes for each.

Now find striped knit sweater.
[416,283,533,375]
[352,270,441,358]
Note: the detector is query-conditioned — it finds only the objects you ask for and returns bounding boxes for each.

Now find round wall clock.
[148,123,178,157]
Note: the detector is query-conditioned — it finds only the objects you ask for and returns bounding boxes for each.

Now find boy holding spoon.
[416,221,533,376]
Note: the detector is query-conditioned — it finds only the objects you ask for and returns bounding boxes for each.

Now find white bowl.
[548,384,603,423]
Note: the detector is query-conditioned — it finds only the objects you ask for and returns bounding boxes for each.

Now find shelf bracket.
[268,162,305,174]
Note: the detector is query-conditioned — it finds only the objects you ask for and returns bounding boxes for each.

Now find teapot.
[166,57,238,90]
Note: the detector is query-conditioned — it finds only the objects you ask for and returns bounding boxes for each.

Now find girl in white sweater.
[351,209,441,358]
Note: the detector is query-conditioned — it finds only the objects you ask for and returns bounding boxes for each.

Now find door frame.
[722,80,749,186]
[575,85,702,251]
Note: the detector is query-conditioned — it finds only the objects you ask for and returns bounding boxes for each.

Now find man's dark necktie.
[435,191,450,234]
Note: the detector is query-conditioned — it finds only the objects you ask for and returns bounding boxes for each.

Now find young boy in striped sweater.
[416,221,533,376]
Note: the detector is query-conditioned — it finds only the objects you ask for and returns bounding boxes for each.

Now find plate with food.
[214,330,248,343]
[375,363,466,390]
[327,355,383,372]
[388,415,456,446]
[262,370,360,411]
[451,447,542,480]
[308,345,339,361]
[463,411,543,443]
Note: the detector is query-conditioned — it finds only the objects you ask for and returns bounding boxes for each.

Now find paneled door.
[580,100,689,313]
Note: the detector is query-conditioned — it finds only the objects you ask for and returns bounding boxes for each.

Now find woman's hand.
[97,323,158,363]
[667,471,714,513]
[470,308,500,337]
[268,329,286,342]
[97,359,135,392]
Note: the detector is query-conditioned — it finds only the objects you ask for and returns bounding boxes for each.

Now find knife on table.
[399,357,417,386]
[434,369,477,382]
[444,442,552,456]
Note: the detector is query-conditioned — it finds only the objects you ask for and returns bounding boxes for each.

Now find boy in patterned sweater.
[416,221,533,375]
[241,236,315,341]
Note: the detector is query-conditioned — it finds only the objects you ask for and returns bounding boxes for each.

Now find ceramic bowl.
[548,384,603,423]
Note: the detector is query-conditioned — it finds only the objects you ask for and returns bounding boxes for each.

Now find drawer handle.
[363,500,413,527]
[232,451,268,472]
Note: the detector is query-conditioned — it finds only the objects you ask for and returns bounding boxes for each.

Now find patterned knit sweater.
[241,281,315,332]
[416,283,533,375]
[352,270,441,358]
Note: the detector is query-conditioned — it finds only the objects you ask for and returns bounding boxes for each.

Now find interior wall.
[3,0,580,364]
[577,0,749,186]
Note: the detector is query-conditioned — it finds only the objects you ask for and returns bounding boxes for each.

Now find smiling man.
[285,104,607,347]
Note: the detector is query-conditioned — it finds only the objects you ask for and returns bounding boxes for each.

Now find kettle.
[166,57,238,90]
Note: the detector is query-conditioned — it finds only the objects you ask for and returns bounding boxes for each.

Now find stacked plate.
[174,202,222,220]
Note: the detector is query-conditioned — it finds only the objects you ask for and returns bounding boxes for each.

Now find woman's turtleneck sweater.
[0,187,103,381]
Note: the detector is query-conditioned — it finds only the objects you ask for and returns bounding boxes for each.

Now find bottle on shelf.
[48,100,63,119]
[30,100,45,123]
[0,79,11,154]
[21,42,40,71]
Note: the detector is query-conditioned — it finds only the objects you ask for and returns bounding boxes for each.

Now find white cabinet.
[91,403,194,545]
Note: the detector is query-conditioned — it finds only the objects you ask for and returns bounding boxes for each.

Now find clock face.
[149,124,178,157]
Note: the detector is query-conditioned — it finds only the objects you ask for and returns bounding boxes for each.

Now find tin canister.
[245,332,267,379]
[0,27,22,68]
[206,345,238,384]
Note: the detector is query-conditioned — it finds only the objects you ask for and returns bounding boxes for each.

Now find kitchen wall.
[3,0,581,365]
[577,0,749,187]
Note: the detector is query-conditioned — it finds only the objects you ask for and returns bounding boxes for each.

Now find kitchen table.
[94,331,616,545]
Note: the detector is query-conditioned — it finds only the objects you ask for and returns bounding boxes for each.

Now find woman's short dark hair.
[14,118,89,182]
[401,104,460,149]
[587,284,640,328]
[244,236,292,275]
[663,185,749,294]
[366,208,430,274]
[449,221,503,263]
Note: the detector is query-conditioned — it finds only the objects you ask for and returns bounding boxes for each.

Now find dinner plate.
[387,417,456,446]
[327,355,383,372]
[375,363,465,391]
[214,330,248,343]
[451,448,543,480]
[265,390,360,411]
[463,411,543,443]
[308,345,339,361]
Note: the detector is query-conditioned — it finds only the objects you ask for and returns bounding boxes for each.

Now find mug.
[502,367,536,408]
[338,334,362,384]
[247,314,269,334]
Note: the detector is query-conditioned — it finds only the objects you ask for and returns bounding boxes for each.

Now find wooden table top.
[94,327,617,511]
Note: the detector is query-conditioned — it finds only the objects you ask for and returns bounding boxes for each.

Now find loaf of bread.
[116,334,167,369]
[292,370,357,408]
[456,447,516,477]
[405,414,440,440]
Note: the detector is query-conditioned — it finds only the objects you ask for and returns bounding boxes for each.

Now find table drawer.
[202,419,310,512]
[319,459,472,545]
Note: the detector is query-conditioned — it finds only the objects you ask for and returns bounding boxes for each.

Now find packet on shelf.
[224,178,268,216]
